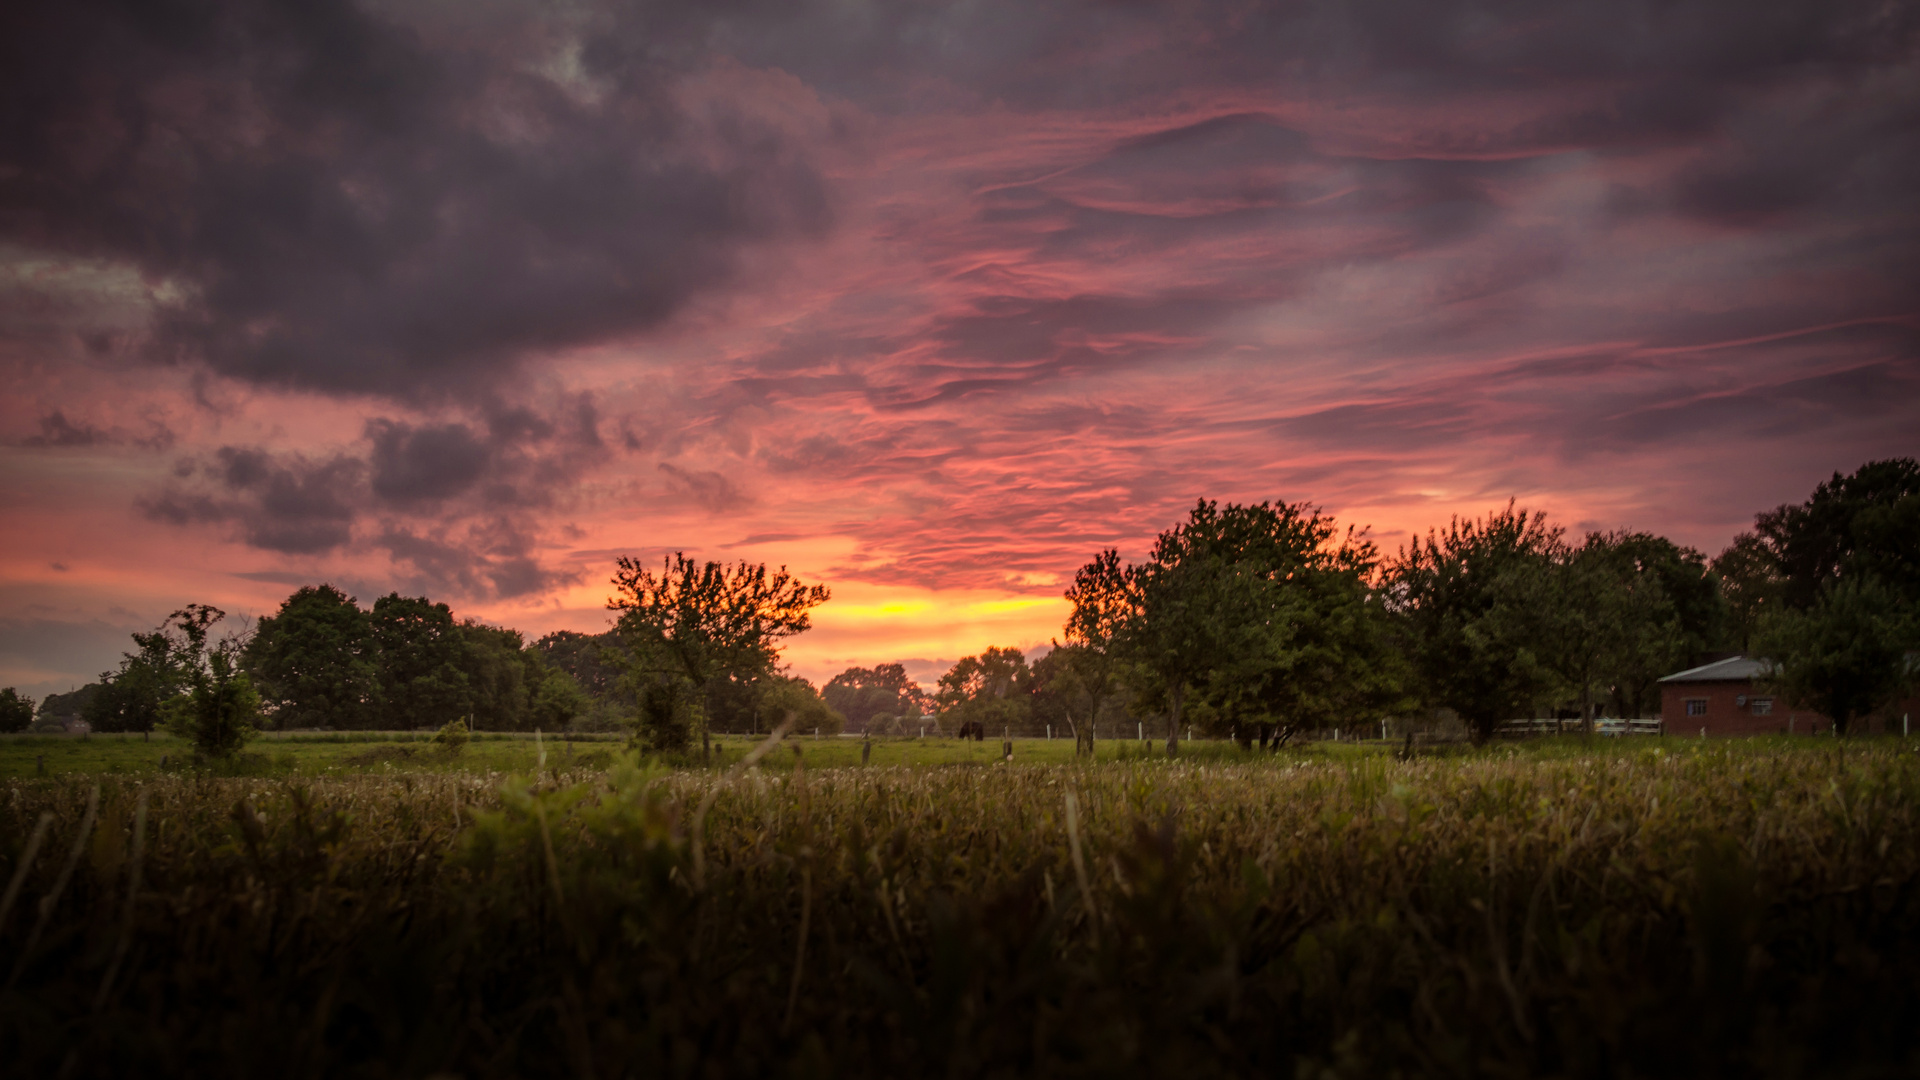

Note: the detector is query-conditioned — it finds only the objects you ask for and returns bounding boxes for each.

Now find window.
[1751,697,1773,716]
[1685,699,1708,717]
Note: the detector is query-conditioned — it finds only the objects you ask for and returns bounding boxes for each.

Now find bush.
[162,652,258,758]
[432,718,471,751]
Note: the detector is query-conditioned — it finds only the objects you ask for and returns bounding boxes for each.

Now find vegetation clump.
[432,717,471,752]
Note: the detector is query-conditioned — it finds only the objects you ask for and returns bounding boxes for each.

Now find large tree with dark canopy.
[245,584,380,729]
[1536,532,1727,726]
[1385,503,1562,744]
[1740,460,1920,734]
[1102,499,1395,755]
[367,594,474,730]
[935,648,1034,736]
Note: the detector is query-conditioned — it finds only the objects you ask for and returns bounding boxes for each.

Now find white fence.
[1495,718,1663,737]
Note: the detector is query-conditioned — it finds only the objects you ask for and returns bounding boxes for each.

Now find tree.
[1055,550,1132,754]
[823,663,928,734]
[760,674,845,737]
[167,641,261,759]
[532,630,626,699]
[530,668,592,731]
[0,687,32,733]
[98,604,262,757]
[1119,502,1279,755]
[1730,459,1920,734]
[1754,459,1920,610]
[1755,576,1916,735]
[368,594,473,730]
[1194,511,1406,747]
[1385,503,1561,744]
[458,621,537,731]
[1713,532,1780,653]
[935,647,1033,735]
[1592,534,1725,717]
[85,604,223,732]
[1111,499,1392,755]
[608,554,829,751]
[1031,644,1123,754]
[244,584,380,729]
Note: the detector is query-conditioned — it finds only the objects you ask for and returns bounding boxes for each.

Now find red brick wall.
[1660,682,1920,737]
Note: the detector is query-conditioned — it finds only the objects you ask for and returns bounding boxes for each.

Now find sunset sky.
[2,0,1916,700]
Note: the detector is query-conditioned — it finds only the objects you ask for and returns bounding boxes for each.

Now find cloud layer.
[3,0,1916,693]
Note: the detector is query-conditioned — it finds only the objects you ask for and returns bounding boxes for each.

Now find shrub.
[162,651,258,758]
[432,717,471,751]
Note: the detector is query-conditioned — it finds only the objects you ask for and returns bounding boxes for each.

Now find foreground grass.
[3,739,1917,1077]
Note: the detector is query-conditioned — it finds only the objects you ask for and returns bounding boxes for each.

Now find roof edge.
[1659,655,1774,683]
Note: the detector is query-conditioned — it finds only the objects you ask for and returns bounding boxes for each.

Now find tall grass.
[2,742,1917,1076]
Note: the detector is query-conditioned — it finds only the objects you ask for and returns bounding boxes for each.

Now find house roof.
[1658,655,1773,684]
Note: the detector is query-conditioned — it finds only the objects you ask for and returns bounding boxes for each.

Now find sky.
[2,0,1916,701]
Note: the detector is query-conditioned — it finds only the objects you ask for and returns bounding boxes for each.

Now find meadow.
[0,730,1321,778]
[3,734,1917,1077]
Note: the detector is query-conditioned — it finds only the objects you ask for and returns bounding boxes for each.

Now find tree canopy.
[1742,459,1920,733]
[823,663,928,734]
[1385,503,1561,743]
[608,553,829,750]
[0,687,32,734]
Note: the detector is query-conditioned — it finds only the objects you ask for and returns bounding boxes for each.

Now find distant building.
[1657,656,1916,736]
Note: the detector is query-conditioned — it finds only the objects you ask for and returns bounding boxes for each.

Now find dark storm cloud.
[138,393,609,594]
[23,412,106,448]
[374,523,564,600]
[17,410,177,450]
[368,420,491,504]
[0,0,830,400]
[143,447,362,554]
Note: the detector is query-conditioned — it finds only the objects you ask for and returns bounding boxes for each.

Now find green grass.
[2,726,1890,779]
[0,729,1335,777]
[4,733,1918,1076]
[0,730,620,778]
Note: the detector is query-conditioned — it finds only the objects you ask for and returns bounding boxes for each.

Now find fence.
[1495,718,1663,738]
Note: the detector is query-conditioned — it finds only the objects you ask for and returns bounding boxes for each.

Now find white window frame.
[1684,698,1708,717]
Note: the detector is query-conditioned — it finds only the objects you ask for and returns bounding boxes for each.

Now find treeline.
[897,459,1919,746]
[25,587,596,736]
[15,556,852,755]
[7,460,1913,748]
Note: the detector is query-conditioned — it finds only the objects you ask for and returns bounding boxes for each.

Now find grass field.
[0,729,1394,778]
[4,732,1917,1077]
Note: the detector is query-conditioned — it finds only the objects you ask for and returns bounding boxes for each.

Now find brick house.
[1658,656,1917,737]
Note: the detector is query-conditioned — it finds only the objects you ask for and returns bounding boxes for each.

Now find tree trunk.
[1166,682,1182,757]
